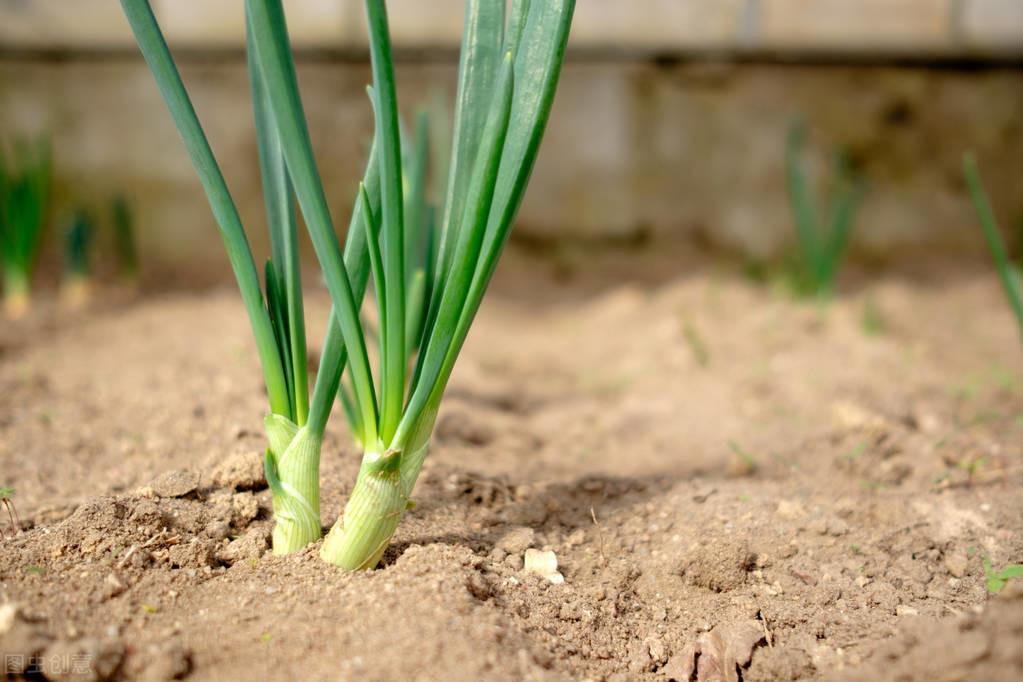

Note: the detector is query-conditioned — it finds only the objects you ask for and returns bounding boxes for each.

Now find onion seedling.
[0,137,51,319]
[111,196,140,285]
[785,123,865,299]
[964,154,1023,343]
[61,209,95,308]
[247,0,575,570]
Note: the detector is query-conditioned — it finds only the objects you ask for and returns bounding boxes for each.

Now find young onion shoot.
[111,195,140,285]
[785,122,865,299]
[964,153,1023,342]
[61,209,95,308]
[250,0,575,569]
[0,137,51,319]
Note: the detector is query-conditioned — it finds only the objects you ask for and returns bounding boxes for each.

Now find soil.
[1,256,1021,681]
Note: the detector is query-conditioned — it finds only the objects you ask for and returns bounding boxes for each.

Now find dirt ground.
[1,252,1021,681]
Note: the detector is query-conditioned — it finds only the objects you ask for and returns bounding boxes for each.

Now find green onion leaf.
[118,0,291,416]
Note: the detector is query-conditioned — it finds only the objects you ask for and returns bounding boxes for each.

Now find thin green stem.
[365,0,406,445]
[247,0,379,446]
[119,0,291,416]
[306,142,381,440]
[965,154,1023,341]
[247,13,309,424]
[400,57,514,443]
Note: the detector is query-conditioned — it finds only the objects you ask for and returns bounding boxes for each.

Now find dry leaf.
[664,620,765,682]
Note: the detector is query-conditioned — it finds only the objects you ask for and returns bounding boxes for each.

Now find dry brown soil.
[1,259,1021,681]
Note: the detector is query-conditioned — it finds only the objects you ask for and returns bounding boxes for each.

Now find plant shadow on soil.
[1,247,1022,681]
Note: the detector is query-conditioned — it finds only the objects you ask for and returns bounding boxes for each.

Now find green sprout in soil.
[681,318,710,367]
[122,0,575,569]
[0,486,20,538]
[983,557,1023,594]
[111,195,140,285]
[0,136,51,319]
[61,209,95,308]
[964,153,1023,343]
[784,122,865,300]
[727,440,758,476]
[861,295,886,336]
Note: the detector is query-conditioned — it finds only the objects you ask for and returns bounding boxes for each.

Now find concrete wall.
[1,1,1021,276]
[3,0,1022,56]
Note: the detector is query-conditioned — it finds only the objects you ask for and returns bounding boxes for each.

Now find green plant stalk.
[121,0,381,554]
[319,56,514,570]
[322,0,574,571]
[364,0,407,445]
[263,136,381,554]
[111,196,139,282]
[2,269,30,314]
[0,137,50,317]
[248,14,309,426]
[246,0,380,448]
[319,408,434,569]
[785,124,821,288]
[119,0,291,417]
[784,124,862,299]
[965,154,1023,341]
[64,211,92,278]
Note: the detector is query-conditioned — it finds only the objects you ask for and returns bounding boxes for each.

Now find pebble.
[150,470,200,498]
[943,552,969,578]
[210,450,266,490]
[496,527,535,554]
[524,549,564,584]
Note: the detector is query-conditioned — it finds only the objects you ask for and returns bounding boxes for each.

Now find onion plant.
[111,196,140,284]
[61,209,94,307]
[121,0,575,569]
[0,137,51,318]
[785,123,864,299]
[964,154,1023,342]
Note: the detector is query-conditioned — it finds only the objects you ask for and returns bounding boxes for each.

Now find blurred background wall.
[1,0,1021,280]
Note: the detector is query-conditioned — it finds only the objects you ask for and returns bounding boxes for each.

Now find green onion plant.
[111,195,140,284]
[61,209,95,307]
[785,122,865,299]
[121,0,575,569]
[964,154,1023,343]
[0,137,51,319]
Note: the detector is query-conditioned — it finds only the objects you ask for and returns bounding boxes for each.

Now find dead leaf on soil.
[663,620,765,682]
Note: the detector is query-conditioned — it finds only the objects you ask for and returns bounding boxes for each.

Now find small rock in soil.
[103,572,128,599]
[216,526,270,565]
[204,519,232,541]
[150,470,200,498]
[678,537,755,592]
[524,548,564,584]
[230,492,260,525]
[168,537,216,568]
[210,450,265,491]
[944,552,969,578]
[496,526,535,554]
